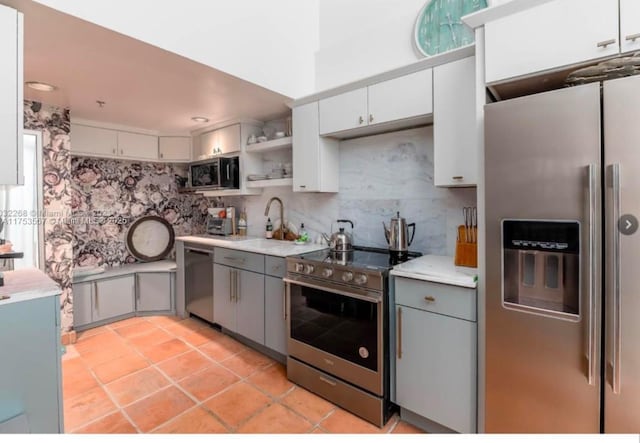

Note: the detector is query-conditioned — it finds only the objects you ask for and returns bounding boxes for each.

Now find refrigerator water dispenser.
[502,220,580,316]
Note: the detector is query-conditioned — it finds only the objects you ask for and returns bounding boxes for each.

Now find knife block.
[455,226,477,268]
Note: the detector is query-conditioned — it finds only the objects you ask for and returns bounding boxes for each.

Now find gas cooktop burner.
[294,245,422,271]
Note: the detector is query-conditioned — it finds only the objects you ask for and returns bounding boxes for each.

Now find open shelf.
[245,178,293,189]
[245,136,292,154]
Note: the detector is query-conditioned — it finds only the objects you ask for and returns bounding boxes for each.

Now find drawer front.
[395,277,476,321]
[214,247,264,273]
[264,255,286,278]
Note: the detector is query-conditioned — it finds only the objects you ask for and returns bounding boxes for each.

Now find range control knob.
[304,264,315,275]
[295,263,305,273]
[342,271,354,283]
[354,273,368,285]
[322,268,334,278]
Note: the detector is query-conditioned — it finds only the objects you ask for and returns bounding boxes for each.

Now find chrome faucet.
[264,197,286,240]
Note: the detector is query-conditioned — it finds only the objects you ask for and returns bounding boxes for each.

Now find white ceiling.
[3,0,292,134]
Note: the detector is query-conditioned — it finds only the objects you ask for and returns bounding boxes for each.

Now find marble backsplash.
[233,126,476,257]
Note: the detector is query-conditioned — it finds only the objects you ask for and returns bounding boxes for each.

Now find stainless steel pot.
[383,212,415,255]
[322,219,354,252]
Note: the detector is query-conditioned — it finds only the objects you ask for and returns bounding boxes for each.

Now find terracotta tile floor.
[62,315,425,434]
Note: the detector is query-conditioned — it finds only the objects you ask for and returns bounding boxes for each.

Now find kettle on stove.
[383,212,416,261]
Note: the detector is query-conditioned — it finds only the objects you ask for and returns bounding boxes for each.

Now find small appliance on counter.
[206,207,237,236]
[383,212,416,262]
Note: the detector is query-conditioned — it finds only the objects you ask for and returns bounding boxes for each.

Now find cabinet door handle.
[229,269,234,302]
[452,176,464,180]
[358,116,364,124]
[94,281,99,310]
[597,38,616,48]
[236,270,241,302]
[625,33,640,42]
[159,153,164,159]
[424,296,436,303]
[369,114,374,123]
[397,307,402,359]
[135,275,140,304]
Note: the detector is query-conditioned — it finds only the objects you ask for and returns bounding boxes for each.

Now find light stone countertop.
[0,268,61,305]
[176,235,328,257]
[73,260,177,284]
[391,255,478,289]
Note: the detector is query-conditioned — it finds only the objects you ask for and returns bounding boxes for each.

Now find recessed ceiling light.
[25,81,57,92]
[191,116,209,123]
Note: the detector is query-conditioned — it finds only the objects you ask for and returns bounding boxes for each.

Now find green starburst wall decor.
[415,0,488,57]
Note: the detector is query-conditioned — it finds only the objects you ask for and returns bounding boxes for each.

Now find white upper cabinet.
[620,0,640,54]
[197,124,241,159]
[292,101,339,193]
[117,131,158,160]
[368,69,433,126]
[158,136,191,161]
[434,56,477,187]
[71,124,119,157]
[485,0,619,84]
[71,123,161,161]
[318,69,433,137]
[319,88,368,135]
[0,5,23,185]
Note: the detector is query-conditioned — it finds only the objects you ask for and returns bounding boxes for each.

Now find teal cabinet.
[0,295,63,432]
[394,277,477,433]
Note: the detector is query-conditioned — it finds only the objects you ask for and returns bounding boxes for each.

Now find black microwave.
[189,156,239,190]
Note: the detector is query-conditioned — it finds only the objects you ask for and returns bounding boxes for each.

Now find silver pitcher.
[383,212,416,259]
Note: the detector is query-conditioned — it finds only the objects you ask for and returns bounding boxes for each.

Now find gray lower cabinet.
[213,263,235,331]
[264,255,287,355]
[94,276,135,321]
[0,295,63,432]
[264,275,286,355]
[73,275,135,329]
[394,277,477,433]
[136,273,173,313]
[235,269,265,344]
[73,281,94,328]
[213,261,265,345]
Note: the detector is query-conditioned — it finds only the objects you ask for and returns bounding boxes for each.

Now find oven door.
[284,276,383,395]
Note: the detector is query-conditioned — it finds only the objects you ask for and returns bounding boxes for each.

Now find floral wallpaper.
[72,158,210,267]
[24,100,74,332]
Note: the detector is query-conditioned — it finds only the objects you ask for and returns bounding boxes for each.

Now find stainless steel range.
[284,246,420,427]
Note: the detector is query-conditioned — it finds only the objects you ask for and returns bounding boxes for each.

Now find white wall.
[33,0,320,99]
[315,0,427,91]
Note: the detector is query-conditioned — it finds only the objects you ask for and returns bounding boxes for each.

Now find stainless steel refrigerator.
[484,75,640,433]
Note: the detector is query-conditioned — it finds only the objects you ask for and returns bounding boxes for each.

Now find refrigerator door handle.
[587,164,598,386]
[612,163,622,395]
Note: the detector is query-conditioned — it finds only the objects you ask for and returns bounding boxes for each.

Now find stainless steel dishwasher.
[184,246,214,322]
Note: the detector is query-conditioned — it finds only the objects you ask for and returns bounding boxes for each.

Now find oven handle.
[282,278,382,305]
